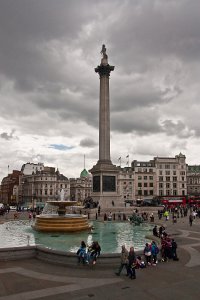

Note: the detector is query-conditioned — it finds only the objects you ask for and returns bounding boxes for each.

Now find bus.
[159,196,187,207]
[188,196,200,207]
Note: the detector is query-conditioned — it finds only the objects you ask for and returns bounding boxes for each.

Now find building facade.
[0,170,21,205]
[0,153,195,207]
[18,166,70,208]
[187,165,200,195]
[70,169,92,203]
[154,153,187,197]
[117,167,134,203]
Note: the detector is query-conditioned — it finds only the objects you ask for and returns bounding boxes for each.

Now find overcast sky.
[0,0,200,181]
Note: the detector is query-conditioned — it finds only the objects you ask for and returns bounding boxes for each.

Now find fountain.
[33,190,91,232]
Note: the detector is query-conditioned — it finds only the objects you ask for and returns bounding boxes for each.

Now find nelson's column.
[90,45,120,208]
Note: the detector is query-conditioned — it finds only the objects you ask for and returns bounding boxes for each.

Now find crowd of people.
[115,224,179,280]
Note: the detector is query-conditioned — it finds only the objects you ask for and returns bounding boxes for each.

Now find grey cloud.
[112,108,161,135]
[1,0,200,181]
[161,120,195,138]
[80,138,97,148]
[0,130,18,140]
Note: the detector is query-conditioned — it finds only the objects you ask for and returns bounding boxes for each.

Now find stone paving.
[0,212,200,300]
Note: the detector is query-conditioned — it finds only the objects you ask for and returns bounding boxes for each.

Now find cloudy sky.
[0,0,200,181]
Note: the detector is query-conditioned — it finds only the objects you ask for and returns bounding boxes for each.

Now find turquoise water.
[0,220,153,253]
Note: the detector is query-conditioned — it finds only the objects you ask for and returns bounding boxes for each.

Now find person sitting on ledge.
[88,241,101,265]
[77,241,88,264]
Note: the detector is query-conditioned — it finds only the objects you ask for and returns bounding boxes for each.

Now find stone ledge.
[0,246,144,268]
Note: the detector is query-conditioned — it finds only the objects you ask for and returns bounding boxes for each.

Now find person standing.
[151,241,159,265]
[171,239,179,261]
[189,214,193,226]
[115,245,129,276]
[127,246,137,279]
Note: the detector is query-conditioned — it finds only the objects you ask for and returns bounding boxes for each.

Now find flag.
[118,157,121,161]
[126,155,129,158]
[126,161,129,165]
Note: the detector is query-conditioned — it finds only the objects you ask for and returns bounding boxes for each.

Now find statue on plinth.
[100,44,108,65]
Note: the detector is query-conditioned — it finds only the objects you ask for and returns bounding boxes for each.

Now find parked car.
[9,206,17,211]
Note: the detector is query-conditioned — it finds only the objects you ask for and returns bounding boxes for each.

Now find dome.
[80,168,89,178]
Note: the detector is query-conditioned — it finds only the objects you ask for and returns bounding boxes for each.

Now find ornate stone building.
[69,169,92,203]
[187,165,200,195]
[0,170,21,205]
[18,165,70,208]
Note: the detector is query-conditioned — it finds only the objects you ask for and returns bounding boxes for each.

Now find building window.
[173,171,176,175]
[159,171,163,175]
[173,183,177,188]
[166,190,170,195]
[165,171,170,175]
[138,176,142,180]
[182,183,185,188]
[166,183,170,189]
[173,190,177,195]
[149,190,153,195]
[138,182,142,187]
[159,190,163,196]
[144,176,147,180]
[173,177,177,181]
[180,171,185,175]
[144,190,148,196]
[45,190,47,195]
[144,182,148,187]
[159,183,163,188]
[182,190,185,195]
[149,176,153,180]
[165,165,170,169]
[149,182,153,187]
[166,177,170,181]
[182,177,185,181]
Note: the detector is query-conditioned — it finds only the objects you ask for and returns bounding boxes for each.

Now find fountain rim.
[47,200,78,207]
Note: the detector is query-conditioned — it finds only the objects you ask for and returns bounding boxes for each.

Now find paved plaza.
[0,212,200,300]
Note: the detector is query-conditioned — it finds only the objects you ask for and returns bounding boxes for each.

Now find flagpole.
[126,155,129,168]
[118,157,121,168]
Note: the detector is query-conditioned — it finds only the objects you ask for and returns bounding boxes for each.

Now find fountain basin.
[33,214,91,232]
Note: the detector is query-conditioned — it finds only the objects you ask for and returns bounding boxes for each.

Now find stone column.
[95,47,114,165]
[90,45,121,208]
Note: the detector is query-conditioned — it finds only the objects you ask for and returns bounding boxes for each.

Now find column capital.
[95,64,115,77]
